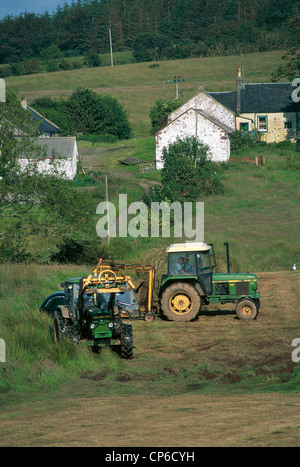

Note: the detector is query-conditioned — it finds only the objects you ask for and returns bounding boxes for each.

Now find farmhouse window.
[257,116,268,132]
[284,121,293,130]
[239,122,249,132]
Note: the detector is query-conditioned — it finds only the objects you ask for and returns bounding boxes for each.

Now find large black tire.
[160,282,201,322]
[67,322,81,343]
[236,299,258,320]
[53,310,68,342]
[120,323,133,359]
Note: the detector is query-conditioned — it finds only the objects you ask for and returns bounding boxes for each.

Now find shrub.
[66,88,131,139]
[150,99,184,134]
[77,134,118,143]
[230,130,259,152]
[0,64,12,78]
[50,237,104,265]
[84,51,102,68]
[32,96,75,136]
[145,137,224,204]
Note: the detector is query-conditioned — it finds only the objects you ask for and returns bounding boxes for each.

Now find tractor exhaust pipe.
[224,242,230,273]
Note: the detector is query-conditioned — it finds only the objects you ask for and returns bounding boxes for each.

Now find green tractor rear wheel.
[161,282,201,322]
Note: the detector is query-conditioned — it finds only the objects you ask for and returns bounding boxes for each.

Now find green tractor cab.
[159,242,260,322]
[52,268,141,359]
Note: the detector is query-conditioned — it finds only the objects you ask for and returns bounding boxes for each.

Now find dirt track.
[0,271,299,447]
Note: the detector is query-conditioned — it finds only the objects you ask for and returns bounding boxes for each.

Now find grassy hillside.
[6,50,285,135]
[75,136,300,273]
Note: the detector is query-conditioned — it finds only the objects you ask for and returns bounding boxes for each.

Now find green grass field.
[1,51,299,446]
[7,50,286,135]
[74,136,300,273]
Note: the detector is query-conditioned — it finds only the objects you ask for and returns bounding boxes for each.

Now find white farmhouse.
[155,68,300,170]
[155,91,235,169]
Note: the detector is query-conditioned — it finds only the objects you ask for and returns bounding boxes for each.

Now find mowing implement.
[92,242,260,322]
[41,242,260,338]
[51,262,141,359]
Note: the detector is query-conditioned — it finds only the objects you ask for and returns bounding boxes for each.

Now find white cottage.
[155,90,235,169]
[19,137,79,180]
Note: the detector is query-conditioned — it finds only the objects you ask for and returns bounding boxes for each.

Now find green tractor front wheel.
[53,309,80,343]
[236,299,258,320]
[120,323,134,359]
[53,310,67,343]
[160,282,201,322]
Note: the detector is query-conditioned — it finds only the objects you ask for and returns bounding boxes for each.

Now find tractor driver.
[174,257,190,275]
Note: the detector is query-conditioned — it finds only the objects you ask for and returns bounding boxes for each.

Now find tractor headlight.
[108,322,114,328]
[90,323,96,330]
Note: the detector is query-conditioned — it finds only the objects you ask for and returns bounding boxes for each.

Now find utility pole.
[175,76,180,100]
[163,76,185,99]
[108,26,114,67]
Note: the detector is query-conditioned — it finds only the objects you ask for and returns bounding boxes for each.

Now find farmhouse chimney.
[236,67,243,115]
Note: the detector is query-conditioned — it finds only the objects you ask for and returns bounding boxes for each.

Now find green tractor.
[52,267,141,359]
[159,242,260,322]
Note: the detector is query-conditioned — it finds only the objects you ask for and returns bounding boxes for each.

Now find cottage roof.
[196,109,235,133]
[31,137,77,159]
[156,107,234,136]
[209,83,300,114]
[28,107,60,134]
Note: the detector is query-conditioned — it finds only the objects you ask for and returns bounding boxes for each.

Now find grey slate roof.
[28,107,60,134]
[32,137,77,159]
[209,83,300,114]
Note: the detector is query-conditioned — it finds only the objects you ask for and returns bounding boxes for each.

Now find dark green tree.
[271,48,300,81]
[0,89,96,262]
[133,32,172,62]
[40,44,70,72]
[66,87,131,139]
[150,98,184,134]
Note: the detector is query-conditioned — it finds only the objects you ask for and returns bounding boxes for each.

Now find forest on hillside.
[0,0,299,69]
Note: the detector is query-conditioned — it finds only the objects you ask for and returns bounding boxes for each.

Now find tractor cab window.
[196,250,213,295]
[65,282,80,305]
[197,250,213,272]
[94,292,113,316]
[97,292,111,309]
[116,289,137,307]
[168,252,196,276]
